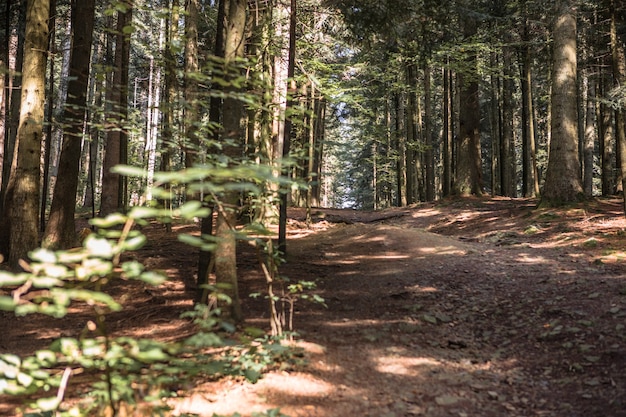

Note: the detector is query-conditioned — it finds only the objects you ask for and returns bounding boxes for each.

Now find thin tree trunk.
[424,61,435,201]
[0,0,26,228]
[278,0,296,253]
[520,24,540,197]
[183,0,200,169]
[489,52,501,196]
[442,62,452,197]
[100,1,132,216]
[405,64,417,203]
[502,42,515,197]
[599,66,615,196]
[583,77,596,197]
[610,0,626,213]
[197,0,225,299]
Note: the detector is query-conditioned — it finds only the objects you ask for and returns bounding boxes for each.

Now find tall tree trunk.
[454,14,482,196]
[599,66,615,196]
[213,0,246,322]
[183,0,200,169]
[100,1,132,216]
[197,0,226,299]
[0,0,9,192]
[583,76,596,197]
[278,0,296,253]
[610,0,626,214]
[42,0,95,249]
[395,91,406,206]
[502,43,515,197]
[442,62,452,197]
[40,0,56,232]
[0,0,26,228]
[405,63,417,203]
[2,0,50,264]
[423,61,435,201]
[489,52,501,196]
[542,0,583,204]
[520,20,540,197]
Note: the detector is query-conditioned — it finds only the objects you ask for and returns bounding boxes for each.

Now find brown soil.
[2,196,626,416]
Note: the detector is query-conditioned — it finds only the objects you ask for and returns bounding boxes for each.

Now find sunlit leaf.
[139,271,167,286]
[0,296,16,311]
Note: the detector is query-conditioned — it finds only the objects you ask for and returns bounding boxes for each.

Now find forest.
[1,0,626,416]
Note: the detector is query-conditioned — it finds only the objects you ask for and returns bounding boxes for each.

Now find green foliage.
[0,196,296,416]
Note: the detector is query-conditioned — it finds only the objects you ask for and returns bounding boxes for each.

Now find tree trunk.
[423,61,435,201]
[0,0,26,227]
[0,0,9,193]
[100,1,132,216]
[502,43,515,197]
[599,66,615,196]
[583,77,596,197]
[3,0,50,264]
[610,0,626,214]
[405,64,417,203]
[489,52,501,196]
[42,0,95,250]
[278,0,296,253]
[442,62,452,197]
[183,0,200,169]
[520,20,540,197]
[454,14,482,196]
[213,0,247,322]
[542,0,583,205]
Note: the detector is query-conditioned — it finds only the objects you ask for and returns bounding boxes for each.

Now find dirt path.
[177,198,626,417]
[2,198,626,416]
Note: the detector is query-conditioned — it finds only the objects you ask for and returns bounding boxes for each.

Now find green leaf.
[128,206,163,220]
[139,271,167,286]
[84,236,116,258]
[121,260,145,278]
[0,296,16,311]
[90,213,127,228]
[122,234,147,251]
[0,271,28,287]
[33,396,61,412]
[17,371,34,387]
[178,201,207,219]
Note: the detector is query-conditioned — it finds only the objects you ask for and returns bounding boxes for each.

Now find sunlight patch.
[375,356,441,376]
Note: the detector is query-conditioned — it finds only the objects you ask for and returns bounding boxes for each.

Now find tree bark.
[423,61,435,201]
[213,0,247,322]
[583,77,596,197]
[43,0,95,249]
[3,0,50,264]
[278,0,296,253]
[542,0,583,204]
[100,1,132,216]
[454,14,482,196]
[610,0,626,214]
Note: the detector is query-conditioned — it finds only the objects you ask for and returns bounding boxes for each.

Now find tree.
[100,0,132,216]
[542,0,583,204]
[610,0,626,213]
[213,0,247,322]
[1,0,50,264]
[454,12,482,196]
[42,0,96,249]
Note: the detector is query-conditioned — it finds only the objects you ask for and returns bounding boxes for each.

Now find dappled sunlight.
[375,354,441,377]
[418,245,467,256]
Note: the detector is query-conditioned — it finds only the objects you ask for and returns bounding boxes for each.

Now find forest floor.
[2,196,626,416]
